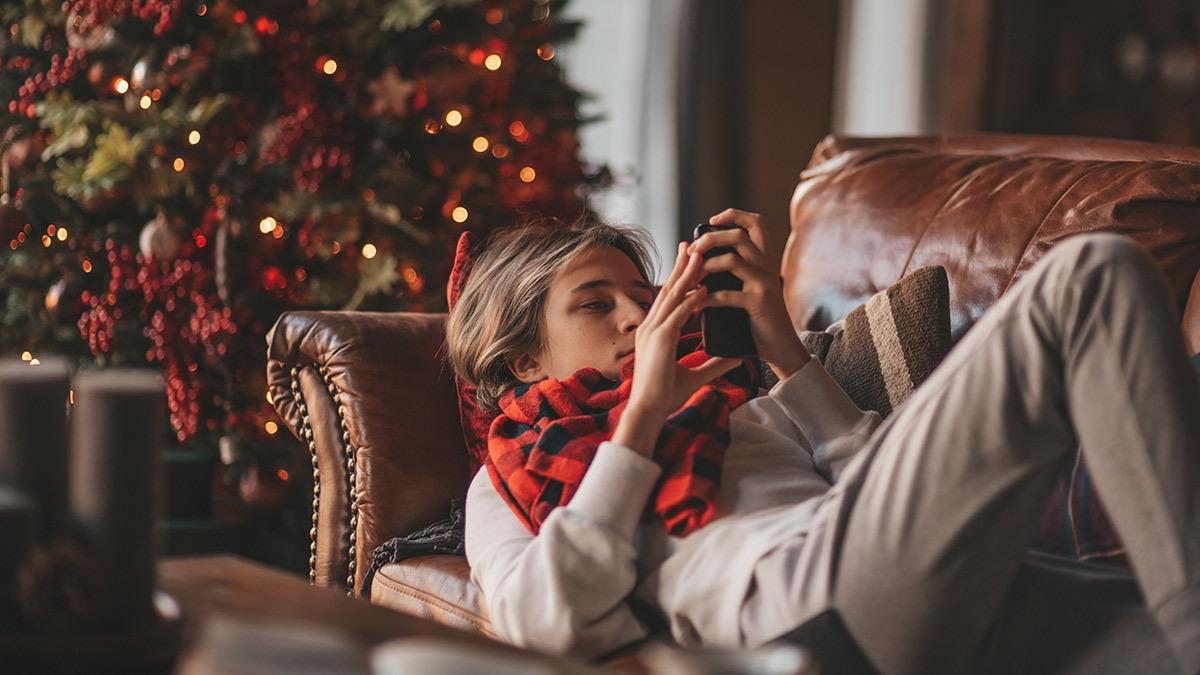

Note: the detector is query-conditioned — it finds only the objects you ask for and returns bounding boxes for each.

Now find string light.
[150,88,162,101]
[197,3,207,16]
[331,241,342,254]
[259,216,277,234]
[28,359,39,366]
[491,143,510,158]
[46,224,55,236]
[20,351,31,361]
[272,223,284,239]
[277,469,289,482]
[537,44,556,61]
[56,227,68,241]
[451,206,469,223]
[173,157,185,172]
[485,8,503,24]
[484,54,502,70]
[41,234,51,247]
[520,166,536,182]
[361,243,377,259]
[188,130,201,144]
[318,57,338,75]
[139,94,152,109]
[445,109,463,126]
[113,77,129,93]
[472,136,489,152]
[424,119,441,134]
[264,420,279,435]
[82,258,92,272]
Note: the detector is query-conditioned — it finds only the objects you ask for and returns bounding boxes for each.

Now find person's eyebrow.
[570,279,655,293]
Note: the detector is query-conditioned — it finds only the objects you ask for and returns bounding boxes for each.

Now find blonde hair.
[446,216,656,412]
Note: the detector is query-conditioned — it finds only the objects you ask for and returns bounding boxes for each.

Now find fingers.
[689,226,771,271]
[708,208,767,252]
[660,285,707,332]
[696,353,739,379]
[647,250,704,327]
[701,289,750,310]
[646,242,689,324]
[698,251,772,290]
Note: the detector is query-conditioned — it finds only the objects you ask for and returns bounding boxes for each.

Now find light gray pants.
[825,234,1200,674]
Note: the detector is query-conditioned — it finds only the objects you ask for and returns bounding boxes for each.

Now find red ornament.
[261,266,287,292]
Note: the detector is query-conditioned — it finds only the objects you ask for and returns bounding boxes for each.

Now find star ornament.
[367,65,417,118]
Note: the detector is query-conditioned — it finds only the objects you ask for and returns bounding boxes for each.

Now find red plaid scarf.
[485,334,759,537]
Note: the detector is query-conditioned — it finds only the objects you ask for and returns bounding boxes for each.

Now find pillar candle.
[69,369,163,627]
[0,358,71,541]
[0,487,34,629]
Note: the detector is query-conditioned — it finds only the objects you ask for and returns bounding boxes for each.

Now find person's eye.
[638,300,652,310]
[582,300,611,311]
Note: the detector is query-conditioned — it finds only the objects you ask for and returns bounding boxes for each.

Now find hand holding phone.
[693,223,757,357]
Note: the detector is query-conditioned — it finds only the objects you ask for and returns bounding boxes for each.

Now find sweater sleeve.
[766,357,882,483]
[465,440,662,659]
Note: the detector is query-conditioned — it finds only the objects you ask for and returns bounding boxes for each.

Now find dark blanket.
[359,500,465,600]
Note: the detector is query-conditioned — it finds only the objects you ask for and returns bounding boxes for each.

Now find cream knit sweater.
[465,358,881,659]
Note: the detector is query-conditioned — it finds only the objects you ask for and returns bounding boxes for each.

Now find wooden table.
[161,554,579,673]
[160,555,504,649]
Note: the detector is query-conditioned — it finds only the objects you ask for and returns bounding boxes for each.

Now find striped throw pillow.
[799,265,951,417]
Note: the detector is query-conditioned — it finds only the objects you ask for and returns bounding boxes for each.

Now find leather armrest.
[266,311,468,594]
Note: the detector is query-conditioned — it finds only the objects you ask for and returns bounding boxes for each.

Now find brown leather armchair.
[266,133,1200,641]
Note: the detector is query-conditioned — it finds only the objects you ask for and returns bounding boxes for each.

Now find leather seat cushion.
[369,554,494,638]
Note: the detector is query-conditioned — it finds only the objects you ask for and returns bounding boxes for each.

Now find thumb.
[689,356,742,384]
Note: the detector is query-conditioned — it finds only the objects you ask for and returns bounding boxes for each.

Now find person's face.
[511,245,655,383]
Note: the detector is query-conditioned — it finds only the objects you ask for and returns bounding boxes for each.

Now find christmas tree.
[0,0,607,546]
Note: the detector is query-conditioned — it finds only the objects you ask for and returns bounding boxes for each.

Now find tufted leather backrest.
[784,134,1200,344]
[266,311,468,593]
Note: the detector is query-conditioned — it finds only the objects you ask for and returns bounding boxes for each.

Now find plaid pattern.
[486,333,759,537]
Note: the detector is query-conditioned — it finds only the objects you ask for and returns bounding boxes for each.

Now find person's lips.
[618,348,634,360]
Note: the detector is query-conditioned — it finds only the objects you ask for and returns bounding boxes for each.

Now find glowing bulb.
[188,130,201,144]
[28,358,39,366]
[20,351,31,361]
[361,243,377,259]
[113,77,129,94]
[472,136,489,152]
[508,120,526,137]
[520,166,536,182]
[81,258,92,273]
[259,216,277,234]
[451,206,469,223]
[56,227,68,241]
[139,94,152,109]
[537,44,555,61]
[484,54,502,70]
[321,58,338,75]
[41,235,51,247]
[264,420,279,435]
[445,109,463,126]
[173,157,185,172]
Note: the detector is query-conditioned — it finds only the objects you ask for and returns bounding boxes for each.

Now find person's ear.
[510,352,546,384]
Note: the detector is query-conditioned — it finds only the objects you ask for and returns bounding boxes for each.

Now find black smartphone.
[692,223,756,357]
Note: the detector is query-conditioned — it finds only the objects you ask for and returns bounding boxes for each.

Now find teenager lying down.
[444,209,1200,675]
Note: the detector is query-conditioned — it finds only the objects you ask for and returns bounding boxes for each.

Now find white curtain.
[835,0,933,135]
[560,0,689,282]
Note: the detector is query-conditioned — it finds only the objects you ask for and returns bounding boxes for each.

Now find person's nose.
[618,297,644,334]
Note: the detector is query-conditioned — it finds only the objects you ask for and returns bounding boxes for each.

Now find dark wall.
[678,0,839,266]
